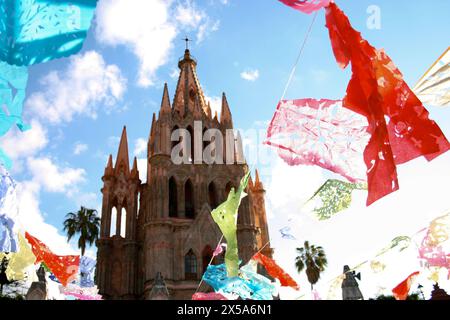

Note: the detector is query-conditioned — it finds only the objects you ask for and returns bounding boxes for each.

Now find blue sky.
[1,0,449,299]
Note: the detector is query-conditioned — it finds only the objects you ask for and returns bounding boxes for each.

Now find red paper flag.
[392,271,420,300]
[324,3,450,205]
[278,0,331,14]
[25,232,79,287]
[253,252,299,290]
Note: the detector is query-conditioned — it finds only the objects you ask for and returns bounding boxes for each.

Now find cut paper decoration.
[79,256,96,288]
[25,232,79,287]
[375,236,412,258]
[418,231,449,270]
[307,179,367,220]
[211,171,251,277]
[0,214,18,252]
[413,47,450,107]
[266,99,369,183]
[0,0,98,66]
[324,2,450,205]
[61,284,102,300]
[312,289,321,300]
[213,243,227,257]
[392,271,420,300]
[425,213,450,247]
[0,61,29,168]
[0,233,35,281]
[192,292,228,300]
[279,226,296,240]
[278,0,331,14]
[202,263,275,300]
[253,252,299,290]
[370,260,386,274]
[0,165,18,252]
[326,274,345,300]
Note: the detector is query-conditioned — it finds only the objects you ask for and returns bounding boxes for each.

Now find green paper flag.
[307,179,367,220]
[211,171,251,277]
[375,236,412,258]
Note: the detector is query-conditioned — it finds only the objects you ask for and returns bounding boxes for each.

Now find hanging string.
[280,11,319,102]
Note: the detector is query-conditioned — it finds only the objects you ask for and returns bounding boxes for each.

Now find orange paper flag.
[253,252,299,290]
[25,232,79,287]
[392,271,420,300]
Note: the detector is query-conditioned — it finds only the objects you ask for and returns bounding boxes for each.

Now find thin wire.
[195,235,224,294]
[292,212,450,300]
[280,11,319,102]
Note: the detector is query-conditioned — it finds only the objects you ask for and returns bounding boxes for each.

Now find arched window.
[110,206,117,237]
[186,125,194,163]
[184,249,197,280]
[208,182,218,209]
[120,208,126,238]
[185,179,195,219]
[225,182,234,196]
[169,177,178,218]
[202,246,214,273]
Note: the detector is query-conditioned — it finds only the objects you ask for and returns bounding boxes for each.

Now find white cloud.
[15,181,78,255]
[196,19,220,44]
[95,0,220,87]
[137,158,147,183]
[27,157,86,194]
[204,94,221,117]
[240,69,260,82]
[26,51,127,124]
[134,138,147,157]
[0,120,48,161]
[73,142,88,155]
[175,1,205,28]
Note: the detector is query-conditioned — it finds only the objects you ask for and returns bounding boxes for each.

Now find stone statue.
[149,272,169,300]
[26,266,47,300]
[341,265,363,300]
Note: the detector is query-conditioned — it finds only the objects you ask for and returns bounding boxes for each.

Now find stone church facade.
[96,49,272,300]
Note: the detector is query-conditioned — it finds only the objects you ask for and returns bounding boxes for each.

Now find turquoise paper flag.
[202,263,275,300]
[211,171,251,277]
[0,61,29,168]
[0,0,98,66]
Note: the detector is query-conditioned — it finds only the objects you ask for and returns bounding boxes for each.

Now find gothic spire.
[149,113,156,140]
[172,49,207,117]
[130,157,139,179]
[104,154,114,176]
[115,126,130,174]
[160,83,171,114]
[254,169,264,190]
[206,101,212,119]
[220,92,233,126]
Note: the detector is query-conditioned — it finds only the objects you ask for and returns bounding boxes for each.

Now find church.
[96,49,273,300]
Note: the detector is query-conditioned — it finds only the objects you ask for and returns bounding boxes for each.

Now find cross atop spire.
[183,36,191,50]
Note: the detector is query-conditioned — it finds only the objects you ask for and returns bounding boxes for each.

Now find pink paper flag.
[278,0,331,14]
[266,98,369,183]
[213,243,227,257]
[192,292,228,300]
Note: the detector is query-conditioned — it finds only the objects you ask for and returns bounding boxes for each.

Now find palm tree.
[63,207,100,256]
[295,241,328,290]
